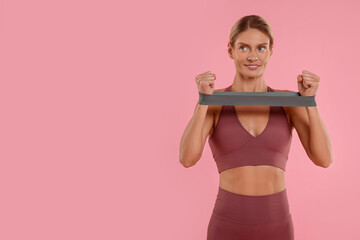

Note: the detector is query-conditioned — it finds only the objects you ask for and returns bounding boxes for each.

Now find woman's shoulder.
[271,88,295,93]
[214,87,227,92]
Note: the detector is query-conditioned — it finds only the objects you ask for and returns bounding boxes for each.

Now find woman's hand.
[297,70,320,96]
[195,71,216,95]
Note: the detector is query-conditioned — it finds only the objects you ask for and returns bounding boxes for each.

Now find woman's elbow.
[321,157,333,168]
[314,154,333,168]
[179,155,200,168]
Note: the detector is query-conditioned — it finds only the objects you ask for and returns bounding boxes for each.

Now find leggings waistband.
[212,187,291,225]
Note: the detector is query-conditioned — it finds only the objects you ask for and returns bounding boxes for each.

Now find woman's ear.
[227,42,234,59]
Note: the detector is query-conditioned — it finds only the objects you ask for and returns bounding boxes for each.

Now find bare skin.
[209,87,293,196]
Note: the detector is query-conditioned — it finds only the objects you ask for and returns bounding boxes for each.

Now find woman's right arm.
[179,103,214,168]
[179,70,216,167]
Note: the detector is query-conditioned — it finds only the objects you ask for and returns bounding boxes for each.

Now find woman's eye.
[240,46,266,50]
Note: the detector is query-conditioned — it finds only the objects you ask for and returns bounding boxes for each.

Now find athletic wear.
[206,85,295,239]
[208,85,293,173]
[207,186,294,240]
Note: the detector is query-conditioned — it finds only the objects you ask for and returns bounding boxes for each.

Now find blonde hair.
[229,15,274,50]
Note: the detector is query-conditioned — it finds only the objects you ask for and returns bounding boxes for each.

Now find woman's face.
[228,28,273,78]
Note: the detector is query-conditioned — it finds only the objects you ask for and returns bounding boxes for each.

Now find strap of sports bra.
[198,91,316,106]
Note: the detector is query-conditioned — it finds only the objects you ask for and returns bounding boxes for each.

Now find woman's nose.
[247,56,258,61]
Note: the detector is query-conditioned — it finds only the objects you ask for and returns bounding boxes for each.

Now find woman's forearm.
[306,106,333,167]
[179,103,209,167]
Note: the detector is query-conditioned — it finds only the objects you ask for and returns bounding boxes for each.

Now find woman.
[179,15,333,240]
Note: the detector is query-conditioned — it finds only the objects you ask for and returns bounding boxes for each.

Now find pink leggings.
[207,187,294,240]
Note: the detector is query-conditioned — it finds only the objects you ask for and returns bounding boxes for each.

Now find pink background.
[0,0,359,239]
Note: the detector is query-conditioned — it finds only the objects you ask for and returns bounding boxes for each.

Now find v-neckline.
[228,85,272,139]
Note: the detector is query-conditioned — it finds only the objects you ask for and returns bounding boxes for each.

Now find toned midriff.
[219,165,286,196]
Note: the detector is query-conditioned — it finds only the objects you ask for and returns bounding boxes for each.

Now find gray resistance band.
[198,91,316,106]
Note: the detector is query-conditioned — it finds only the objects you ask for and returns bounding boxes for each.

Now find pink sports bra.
[208,85,293,173]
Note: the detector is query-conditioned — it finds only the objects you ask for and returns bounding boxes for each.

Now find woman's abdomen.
[219,165,286,196]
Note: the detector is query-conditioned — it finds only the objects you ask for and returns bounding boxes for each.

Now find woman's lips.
[244,64,260,70]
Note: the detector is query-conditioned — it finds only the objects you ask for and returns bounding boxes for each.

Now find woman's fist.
[297,70,320,97]
[195,71,216,95]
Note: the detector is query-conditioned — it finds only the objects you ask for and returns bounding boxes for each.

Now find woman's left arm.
[305,106,333,167]
[290,70,333,168]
